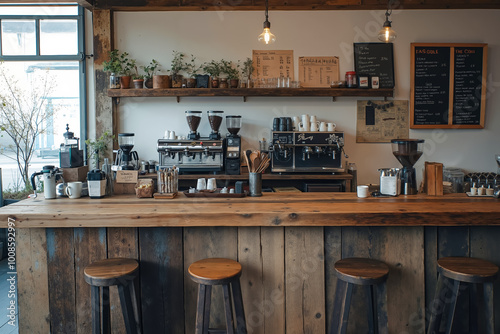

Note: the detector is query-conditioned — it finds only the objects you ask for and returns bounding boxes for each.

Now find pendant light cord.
[265,0,269,24]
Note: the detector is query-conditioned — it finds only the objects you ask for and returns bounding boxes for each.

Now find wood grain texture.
[46,228,77,333]
[74,227,107,334]
[107,227,138,334]
[184,227,238,333]
[438,256,498,282]
[16,228,50,334]
[285,227,325,334]
[139,227,184,334]
[84,258,139,282]
[2,193,499,228]
[189,258,242,282]
[324,227,342,334]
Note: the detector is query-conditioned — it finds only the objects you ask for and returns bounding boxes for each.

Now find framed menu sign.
[354,43,395,88]
[410,43,487,129]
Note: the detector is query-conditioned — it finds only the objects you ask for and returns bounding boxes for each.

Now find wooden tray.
[153,192,178,199]
[183,190,246,198]
[466,192,495,198]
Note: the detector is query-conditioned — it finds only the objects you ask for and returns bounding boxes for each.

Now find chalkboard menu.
[354,43,395,88]
[411,43,487,129]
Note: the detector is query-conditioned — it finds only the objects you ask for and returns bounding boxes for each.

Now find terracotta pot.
[171,74,183,88]
[219,78,229,89]
[153,75,171,89]
[120,76,131,89]
[229,79,239,88]
[133,79,144,89]
[186,78,197,88]
[144,78,153,88]
[211,77,219,88]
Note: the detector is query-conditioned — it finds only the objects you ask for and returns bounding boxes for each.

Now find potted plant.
[118,52,136,89]
[241,58,254,88]
[85,132,114,170]
[141,59,161,88]
[184,54,202,88]
[203,60,222,88]
[103,49,122,89]
[171,50,186,88]
[132,65,144,89]
[221,59,240,88]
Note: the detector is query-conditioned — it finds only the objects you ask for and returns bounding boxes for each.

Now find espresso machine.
[114,133,139,170]
[225,115,242,175]
[59,124,83,168]
[157,111,224,173]
[271,131,347,173]
[391,139,424,194]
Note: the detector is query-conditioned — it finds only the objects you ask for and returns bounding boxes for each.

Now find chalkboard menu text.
[354,43,395,89]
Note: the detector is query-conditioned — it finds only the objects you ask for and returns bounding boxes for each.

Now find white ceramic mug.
[207,178,216,191]
[319,122,327,132]
[196,178,206,191]
[301,114,310,131]
[65,181,83,199]
[310,122,319,132]
[310,115,317,124]
[327,123,337,131]
[164,130,171,139]
[169,130,176,140]
[293,116,301,130]
[357,185,369,198]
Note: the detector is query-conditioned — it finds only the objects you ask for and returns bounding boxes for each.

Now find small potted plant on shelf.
[171,50,186,88]
[118,52,136,89]
[240,58,254,88]
[203,60,222,88]
[103,49,122,89]
[221,59,240,88]
[184,54,202,88]
[141,59,161,88]
[132,65,145,89]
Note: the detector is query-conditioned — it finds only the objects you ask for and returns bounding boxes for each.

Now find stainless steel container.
[249,172,262,197]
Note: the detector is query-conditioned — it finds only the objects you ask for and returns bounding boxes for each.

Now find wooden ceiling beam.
[0,0,94,9]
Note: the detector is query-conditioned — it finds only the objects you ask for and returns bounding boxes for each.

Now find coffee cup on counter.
[196,178,206,191]
[207,178,217,191]
[65,181,83,199]
[357,185,369,198]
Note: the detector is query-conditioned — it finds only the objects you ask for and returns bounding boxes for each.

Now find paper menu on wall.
[299,56,339,88]
[252,50,294,80]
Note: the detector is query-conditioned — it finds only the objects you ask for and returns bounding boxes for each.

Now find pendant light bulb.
[258,0,276,45]
[378,5,396,43]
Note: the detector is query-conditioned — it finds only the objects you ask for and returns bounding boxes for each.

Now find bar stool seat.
[428,256,498,334]
[84,258,141,334]
[331,257,389,334]
[188,258,247,334]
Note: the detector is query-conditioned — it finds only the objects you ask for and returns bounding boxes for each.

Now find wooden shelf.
[107,87,393,102]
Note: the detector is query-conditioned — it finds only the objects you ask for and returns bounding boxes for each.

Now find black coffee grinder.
[225,115,242,175]
[391,139,424,195]
[116,133,139,170]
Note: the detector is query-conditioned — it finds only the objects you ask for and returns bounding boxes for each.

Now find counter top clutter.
[1,192,498,228]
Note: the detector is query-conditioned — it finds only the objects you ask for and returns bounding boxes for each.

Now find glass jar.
[345,71,357,88]
[109,73,120,89]
[450,171,465,193]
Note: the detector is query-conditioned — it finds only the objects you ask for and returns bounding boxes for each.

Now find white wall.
[111,9,500,185]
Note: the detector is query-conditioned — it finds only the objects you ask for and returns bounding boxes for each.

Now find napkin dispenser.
[87,169,106,198]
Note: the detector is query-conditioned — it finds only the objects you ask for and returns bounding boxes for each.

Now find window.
[0,4,86,190]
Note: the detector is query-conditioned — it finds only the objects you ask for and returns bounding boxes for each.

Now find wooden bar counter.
[1,193,499,333]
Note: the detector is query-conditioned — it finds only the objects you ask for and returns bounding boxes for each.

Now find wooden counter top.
[1,192,498,228]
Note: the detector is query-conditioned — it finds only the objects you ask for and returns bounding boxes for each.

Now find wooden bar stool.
[427,256,498,334]
[330,257,389,334]
[188,258,247,334]
[84,258,142,334]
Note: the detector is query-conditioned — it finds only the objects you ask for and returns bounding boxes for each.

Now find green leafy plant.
[203,60,222,78]
[220,59,240,80]
[120,52,136,76]
[171,51,187,77]
[132,65,144,80]
[241,58,254,80]
[85,132,114,169]
[184,54,202,78]
[103,49,122,74]
[141,59,161,79]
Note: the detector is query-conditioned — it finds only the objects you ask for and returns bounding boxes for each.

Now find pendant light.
[258,0,276,45]
[377,1,397,43]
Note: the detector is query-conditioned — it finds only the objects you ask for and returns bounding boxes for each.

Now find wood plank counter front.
[1,193,499,334]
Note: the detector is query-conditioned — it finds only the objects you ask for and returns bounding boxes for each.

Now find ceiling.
[2,0,500,11]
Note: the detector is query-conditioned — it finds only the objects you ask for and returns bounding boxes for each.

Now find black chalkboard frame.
[410,43,488,129]
[353,43,395,89]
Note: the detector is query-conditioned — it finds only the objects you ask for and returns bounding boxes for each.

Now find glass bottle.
[109,73,120,89]
[102,158,113,196]
[348,162,357,192]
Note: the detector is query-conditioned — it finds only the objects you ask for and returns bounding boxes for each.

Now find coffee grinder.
[225,115,242,175]
[208,110,224,140]
[186,110,202,140]
[116,133,139,170]
[59,124,83,168]
[391,139,424,195]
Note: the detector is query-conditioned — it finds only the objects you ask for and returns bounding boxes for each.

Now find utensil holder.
[249,172,262,197]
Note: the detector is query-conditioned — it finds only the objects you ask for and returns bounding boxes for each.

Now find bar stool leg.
[330,279,353,334]
[222,283,235,334]
[203,285,212,333]
[444,280,461,334]
[129,279,142,334]
[483,282,495,334]
[231,279,247,334]
[118,282,140,334]
[196,284,207,334]
[376,282,388,334]
[428,273,445,334]
[470,283,479,334]
[366,285,377,334]
[102,286,110,334]
[91,286,100,334]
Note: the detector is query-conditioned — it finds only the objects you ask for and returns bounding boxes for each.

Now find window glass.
[0,5,78,16]
[40,19,78,55]
[1,20,36,55]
